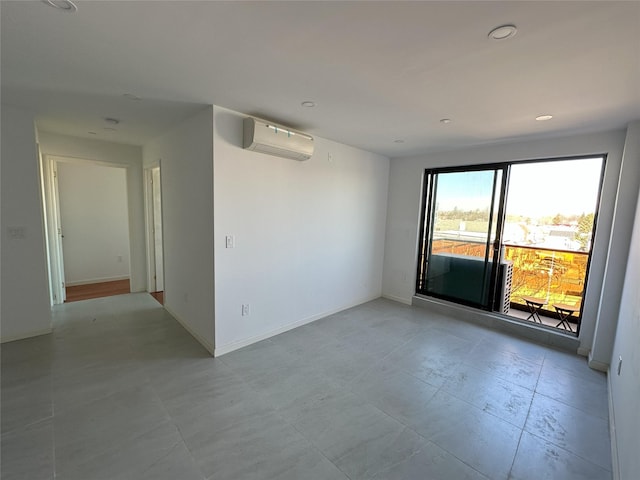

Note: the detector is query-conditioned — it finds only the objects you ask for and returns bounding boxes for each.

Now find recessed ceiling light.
[123,93,142,101]
[440,118,452,124]
[41,0,77,12]
[535,114,554,121]
[88,131,97,135]
[488,24,517,40]
[103,127,117,132]
[104,117,120,125]
[301,101,316,108]
[394,139,405,144]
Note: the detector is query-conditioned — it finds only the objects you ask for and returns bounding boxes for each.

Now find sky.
[506,157,603,218]
[435,157,603,218]
[436,170,495,211]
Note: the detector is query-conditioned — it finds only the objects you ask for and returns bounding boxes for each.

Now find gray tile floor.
[1,293,611,480]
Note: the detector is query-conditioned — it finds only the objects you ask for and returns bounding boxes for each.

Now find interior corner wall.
[590,121,640,368]
[142,106,215,353]
[37,132,146,292]
[381,130,628,356]
[608,157,640,480]
[1,104,51,342]
[212,106,390,354]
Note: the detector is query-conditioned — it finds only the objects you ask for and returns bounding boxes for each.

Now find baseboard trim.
[381,294,412,305]
[587,358,610,373]
[0,327,52,344]
[214,294,381,357]
[577,346,591,357]
[411,295,581,352]
[66,276,130,287]
[164,305,214,356]
[607,372,620,480]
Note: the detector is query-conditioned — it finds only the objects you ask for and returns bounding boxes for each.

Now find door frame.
[416,164,509,311]
[415,154,606,334]
[144,162,164,293]
[41,154,66,304]
[41,155,132,304]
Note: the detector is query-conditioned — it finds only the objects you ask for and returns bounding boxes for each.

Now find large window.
[416,156,605,335]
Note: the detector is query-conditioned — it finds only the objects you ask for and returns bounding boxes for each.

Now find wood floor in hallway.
[65,279,130,302]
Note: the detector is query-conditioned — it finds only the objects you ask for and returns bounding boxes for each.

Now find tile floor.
[1,293,611,480]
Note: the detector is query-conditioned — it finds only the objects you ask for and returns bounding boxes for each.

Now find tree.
[575,213,595,250]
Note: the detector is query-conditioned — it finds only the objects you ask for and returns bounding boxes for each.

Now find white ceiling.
[2,1,639,157]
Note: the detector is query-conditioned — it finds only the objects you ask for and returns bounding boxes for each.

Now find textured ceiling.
[2,1,639,157]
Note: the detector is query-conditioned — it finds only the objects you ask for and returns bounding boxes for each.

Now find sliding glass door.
[416,155,605,335]
[417,166,507,309]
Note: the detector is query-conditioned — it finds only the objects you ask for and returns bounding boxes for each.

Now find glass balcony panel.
[503,244,586,316]
[431,239,586,330]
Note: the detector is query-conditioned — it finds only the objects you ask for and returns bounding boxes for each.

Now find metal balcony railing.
[503,244,586,315]
[430,239,587,328]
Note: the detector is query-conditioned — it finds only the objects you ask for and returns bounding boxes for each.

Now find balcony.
[505,244,585,332]
[430,239,586,333]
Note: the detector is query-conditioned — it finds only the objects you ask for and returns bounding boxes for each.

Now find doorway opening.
[416,155,605,335]
[42,155,132,303]
[144,164,164,305]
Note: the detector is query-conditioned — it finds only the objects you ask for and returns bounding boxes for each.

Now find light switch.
[7,226,26,239]
[225,235,235,248]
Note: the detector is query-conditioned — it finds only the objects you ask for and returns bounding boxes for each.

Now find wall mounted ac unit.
[243,117,314,161]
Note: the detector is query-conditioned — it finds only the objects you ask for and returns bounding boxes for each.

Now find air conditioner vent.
[243,117,314,161]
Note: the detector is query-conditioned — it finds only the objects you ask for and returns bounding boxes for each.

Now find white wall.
[608,122,640,480]
[38,132,146,292]
[1,105,51,342]
[382,130,630,358]
[591,121,640,367]
[143,107,215,353]
[213,106,390,354]
[57,162,130,285]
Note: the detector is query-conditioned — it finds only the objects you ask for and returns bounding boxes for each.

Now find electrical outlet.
[241,304,250,316]
[226,235,235,249]
[117,255,123,263]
